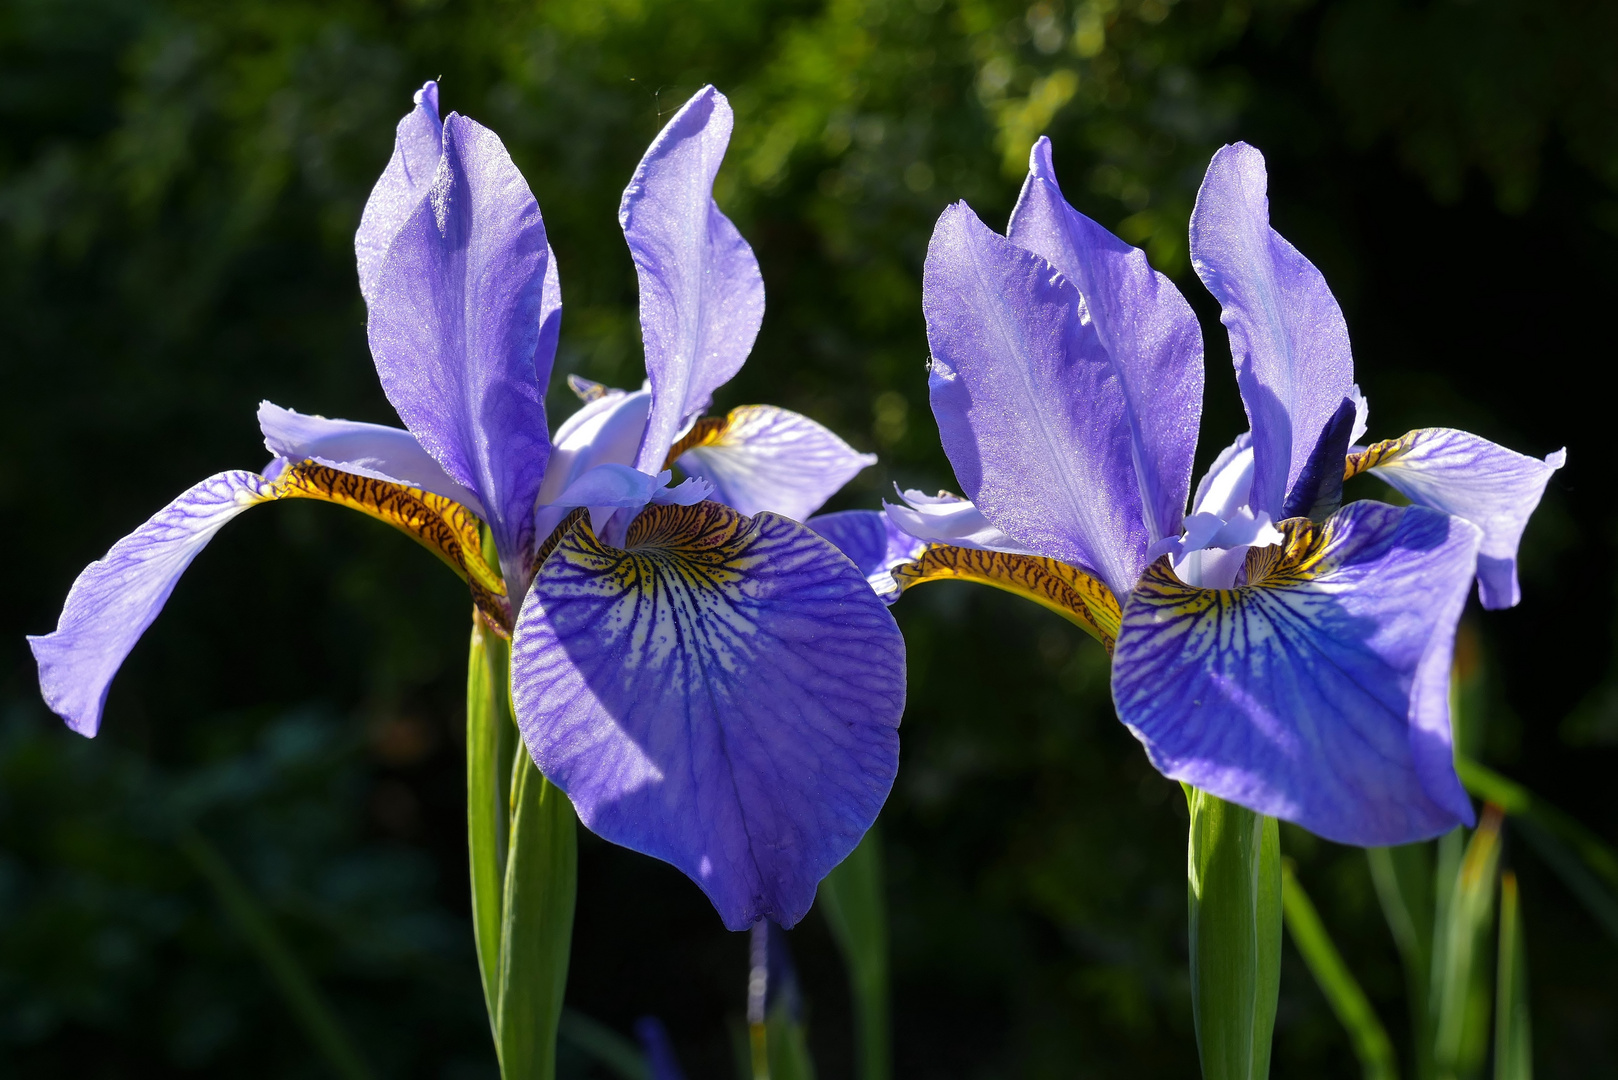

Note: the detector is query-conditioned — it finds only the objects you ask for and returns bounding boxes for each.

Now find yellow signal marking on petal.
[1131,515,1344,622]
[1343,430,1421,481]
[261,461,512,633]
[892,544,1121,651]
[546,502,766,672]
[663,415,730,468]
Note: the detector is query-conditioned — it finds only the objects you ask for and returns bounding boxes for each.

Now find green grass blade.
[1457,757,1618,941]
[178,826,373,1080]
[817,826,890,1080]
[1368,843,1435,1080]
[468,611,518,1028]
[1185,786,1282,1080]
[767,998,818,1080]
[1494,873,1532,1080]
[1433,808,1503,1080]
[1282,861,1399,1080]
[496,754,578,1080]
[558,1010,650,1080]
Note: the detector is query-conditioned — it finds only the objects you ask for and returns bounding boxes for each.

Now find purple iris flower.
[868,138,1562,847]
[28,82,904,930]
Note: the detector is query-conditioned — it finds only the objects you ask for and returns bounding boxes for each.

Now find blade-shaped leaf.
[1432,808,1503,1080]
[1494,872,1532,1080]
[818,827,890,1080]
[496,754,578,1080]
[1457,756,1618,942]
[1367,843,1436,1080]
[1281,861,1399,1080]
[1186,786,1282,1080]
[468,605,519,1029]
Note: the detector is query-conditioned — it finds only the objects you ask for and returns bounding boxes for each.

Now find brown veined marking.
[1342,430,1420,481]
[892,544,1122,651]
[1130,515,1343,622]
[267,461,513,634]
[545,501,759,610]
[662,415,729,469]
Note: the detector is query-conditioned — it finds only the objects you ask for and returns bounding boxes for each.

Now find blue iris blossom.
[826,139,1562,847]
[29,82,905,930]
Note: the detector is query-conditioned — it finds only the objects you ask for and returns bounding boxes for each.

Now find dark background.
[2,0,1613,1076]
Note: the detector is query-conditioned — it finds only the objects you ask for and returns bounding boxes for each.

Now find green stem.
[1185,786,1281,1080]
[468,611,519,1029]
[496,752,578,1080]
[178,826,373,1080]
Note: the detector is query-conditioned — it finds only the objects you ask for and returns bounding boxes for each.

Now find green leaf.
[1432,809,1503,1080]
[817,826,890,1080]
[1185,786,1282,1080]
[496,752,578,1080]
[1494,872,1532,1080]
[1368,843,1437,1080]
[1456,756,1618,942]
[178,826,373,1080]
[1281,860,1399,1080]
[468,609,519,1028]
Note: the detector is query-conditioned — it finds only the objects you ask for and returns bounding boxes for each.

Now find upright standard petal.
[367,113,555,575]
[29,471,277,736]
[258,401,486,516]
[807,509,927,600]
[620,87,765,474]
[674,405,876,520]
[1190,143,1354,520]
[1112,502,1482,846]
[510,502,905,930]
[923,202,1147,598]
[1008,138,1204,545]
[356,82,443,305]
[1346,428,1566,609]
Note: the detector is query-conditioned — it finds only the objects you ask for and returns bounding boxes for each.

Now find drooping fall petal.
[1112,501,1482,846]
[510,502,905,930]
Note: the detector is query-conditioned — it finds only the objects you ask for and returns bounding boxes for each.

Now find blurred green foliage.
[3,0,1615,1076]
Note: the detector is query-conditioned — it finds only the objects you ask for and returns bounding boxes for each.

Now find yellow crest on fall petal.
[892,544,1122,651]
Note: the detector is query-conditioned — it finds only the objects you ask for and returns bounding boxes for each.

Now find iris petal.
[1008,137,1205,546]
[366,112,555,581]
[674,405,877,520]
[1112,501,1482,846]
[355,81,442,305]
[807,508,927,600]
[1190,143,1355,521]
[30,461,505,737]
[893,544,1121,649]
[922,201,1147,597]
[257,401,486,516]
[510,502,905,930]
[620,86,765,475]
[1346,427,1566,609]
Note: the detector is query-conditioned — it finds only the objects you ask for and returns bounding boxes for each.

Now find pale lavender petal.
[257,401,485,516]
[808,509,928,601]
[366,113,554,577]
[1366,428,1566,609]
[880,489,1035,554]
[1190,143,1354,520]
[620,86,765,474]
[1113,501,1482,846]
[29,471,276,737]
[677,405,877,520]
[1008,138,1204,545]
[548,463,672,510]
[356,81,443,305]
[510,505,905,930]
[923,202,1147,597]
